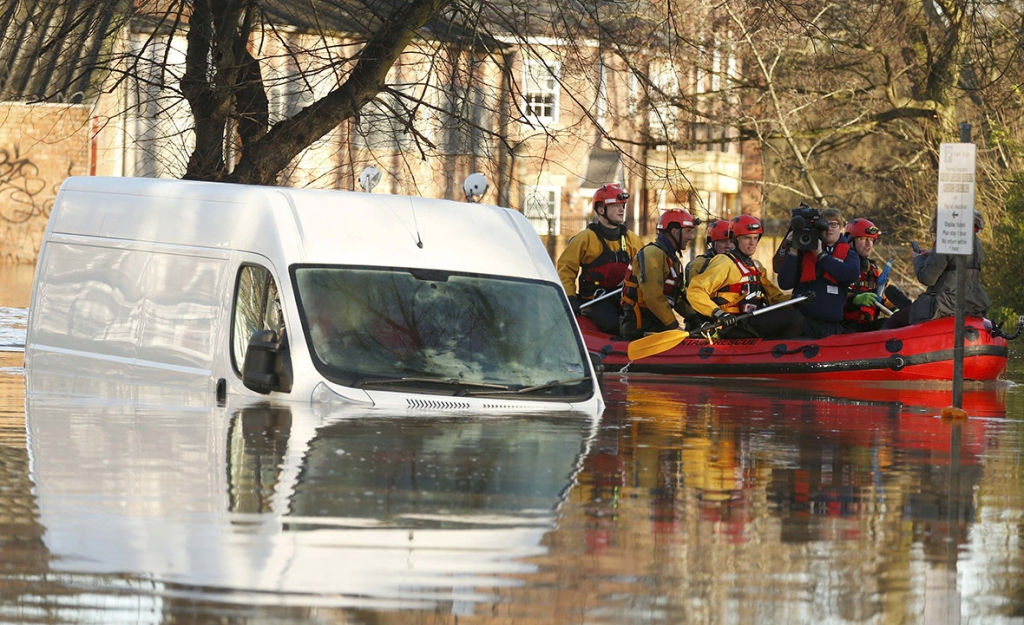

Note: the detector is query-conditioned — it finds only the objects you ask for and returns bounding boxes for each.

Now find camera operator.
[777,207,861,338]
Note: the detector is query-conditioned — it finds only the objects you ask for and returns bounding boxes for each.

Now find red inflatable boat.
[580,315,1010,382]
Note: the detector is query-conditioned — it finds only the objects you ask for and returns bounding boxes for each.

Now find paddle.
[626,295,811,361]
[873,259,895,316]
[875,259,893,297]
[579,287,622,310]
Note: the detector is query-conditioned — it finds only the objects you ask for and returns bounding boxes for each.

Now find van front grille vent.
[406,399,472,410]
[482,404,536,410]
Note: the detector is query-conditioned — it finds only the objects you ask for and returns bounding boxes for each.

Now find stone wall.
[0,104,91,264]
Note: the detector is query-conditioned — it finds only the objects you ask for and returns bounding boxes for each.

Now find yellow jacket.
[624,242,683,326]
[687,253,788,318]
[556,226,643,297]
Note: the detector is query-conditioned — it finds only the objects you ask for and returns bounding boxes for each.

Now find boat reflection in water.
[25,382,596,610]
[562,376,1009,622]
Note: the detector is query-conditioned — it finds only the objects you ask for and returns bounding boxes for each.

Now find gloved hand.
[712,308,739,327]
[568,295,582,316]
[852,292,878,307]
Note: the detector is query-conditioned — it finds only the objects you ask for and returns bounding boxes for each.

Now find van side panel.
[29,242,144,379]
[29,238,229,389]
[135,249,230,384]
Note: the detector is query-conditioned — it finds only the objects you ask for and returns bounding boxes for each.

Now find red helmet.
[705,219,732,244]
[593,183,629,211]
[730,214,762,237]
[845,218,880,239]
[657,209,697,231]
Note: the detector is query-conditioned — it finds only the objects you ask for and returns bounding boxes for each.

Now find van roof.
[53,177,555,281]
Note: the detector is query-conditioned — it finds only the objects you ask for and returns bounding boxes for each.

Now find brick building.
[0,1,764,264]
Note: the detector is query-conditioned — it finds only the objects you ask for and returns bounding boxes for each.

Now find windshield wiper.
[353,377,513,391]
[463,377,592,396]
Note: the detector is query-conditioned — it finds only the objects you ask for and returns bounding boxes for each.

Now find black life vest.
[578,223,631,300]
[621,237,683,313]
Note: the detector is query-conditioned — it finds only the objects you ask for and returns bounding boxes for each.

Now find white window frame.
[649,60,679,142]
[596,62,608,127]
[523,185,561,236]
[522,59,560,125]
[627,72,639,117]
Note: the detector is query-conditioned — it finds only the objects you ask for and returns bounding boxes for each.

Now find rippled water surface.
[2,266,1024,623]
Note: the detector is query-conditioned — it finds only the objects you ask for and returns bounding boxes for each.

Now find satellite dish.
[358,167,381,192]
[464,173,489,203]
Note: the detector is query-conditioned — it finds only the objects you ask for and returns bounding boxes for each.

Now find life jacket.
[578,223,631,300]
[799,240,851,284]
[684,251,715,285]
[621,237,683,322]
[843,259,881,324]
[712,251,767,314]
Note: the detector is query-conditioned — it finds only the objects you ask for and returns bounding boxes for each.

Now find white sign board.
[935,142,976,255]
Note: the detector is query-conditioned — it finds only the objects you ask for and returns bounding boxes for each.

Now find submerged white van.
[25,177,604,413]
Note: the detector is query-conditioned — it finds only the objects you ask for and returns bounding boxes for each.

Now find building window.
[596,61,608,127]
[356,84,416,151]
[522,59,560,125]
[125,32,193,178]
[524,185,561,235]
[441,78,493,156]
[649,60,679,142]
[628,72,639,117]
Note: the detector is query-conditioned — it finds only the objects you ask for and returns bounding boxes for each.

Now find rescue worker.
[884,209,990,329]
[619,209,699,340]
[687,215,803,339]
[682,219,734,329]
[684,219,734,284]
[777,207,860,338]
[841,218,911,332]
[556,183,643,333]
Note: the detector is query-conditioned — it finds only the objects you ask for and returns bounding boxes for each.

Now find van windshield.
[292,266,593,400]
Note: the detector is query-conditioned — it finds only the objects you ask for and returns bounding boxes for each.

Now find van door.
[228,260,292,396]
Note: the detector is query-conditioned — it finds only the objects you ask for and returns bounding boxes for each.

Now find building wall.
[0,32,762,265]
[0,103,90,263]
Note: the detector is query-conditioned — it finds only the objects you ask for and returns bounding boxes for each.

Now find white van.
[25,177,604,413]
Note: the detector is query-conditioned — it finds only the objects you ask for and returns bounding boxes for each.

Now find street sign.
[935,142,976,255]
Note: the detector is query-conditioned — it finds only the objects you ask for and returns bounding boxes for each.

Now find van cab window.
[232,265,284,373]
[291,265,593,401]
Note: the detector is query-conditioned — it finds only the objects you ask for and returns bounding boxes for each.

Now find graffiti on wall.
[0,147,56,224]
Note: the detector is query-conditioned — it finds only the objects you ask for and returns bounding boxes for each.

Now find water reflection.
[7,348,1024,622]
[25,390,596,613]
[541,377,1017,623]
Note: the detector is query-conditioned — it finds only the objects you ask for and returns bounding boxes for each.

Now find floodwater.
[2,265,1024,624]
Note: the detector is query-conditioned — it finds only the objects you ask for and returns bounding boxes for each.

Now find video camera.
[789,203,828,252]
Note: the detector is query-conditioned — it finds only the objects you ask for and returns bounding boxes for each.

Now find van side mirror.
[242,329,293,394]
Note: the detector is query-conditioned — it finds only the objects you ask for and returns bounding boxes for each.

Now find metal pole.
[952,122,971,408]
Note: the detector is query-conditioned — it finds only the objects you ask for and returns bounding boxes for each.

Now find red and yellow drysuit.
[687,250,788,319]
[557,224,643,300]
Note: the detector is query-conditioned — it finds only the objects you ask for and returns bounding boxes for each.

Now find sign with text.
[935,142,976,255]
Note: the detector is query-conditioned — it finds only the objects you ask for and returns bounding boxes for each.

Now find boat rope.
[991,315,1024,341]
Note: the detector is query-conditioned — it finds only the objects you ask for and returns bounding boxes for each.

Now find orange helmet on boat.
[705,219,732,245]
[730,214,762,238]
[657,209,698,231]
[845,218,880,239]
[593,183,629,211]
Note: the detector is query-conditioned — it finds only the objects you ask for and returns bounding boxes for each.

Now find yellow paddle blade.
[627,329,691,361]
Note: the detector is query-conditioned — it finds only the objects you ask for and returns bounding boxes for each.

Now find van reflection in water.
[25,389,596,608]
